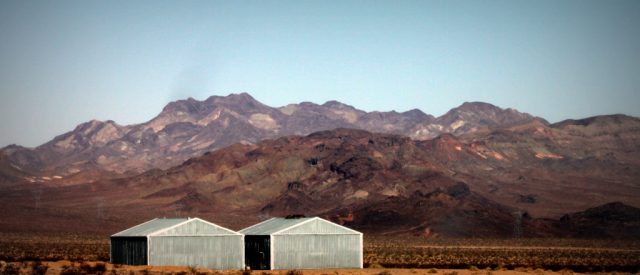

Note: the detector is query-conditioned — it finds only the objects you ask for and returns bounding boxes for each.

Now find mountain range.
[0,93,542,178]
[1,93,639,238]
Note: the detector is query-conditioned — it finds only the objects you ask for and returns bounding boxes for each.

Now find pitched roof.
[112,218,187,237]
[111,217,242,237]
[239,217,361,235]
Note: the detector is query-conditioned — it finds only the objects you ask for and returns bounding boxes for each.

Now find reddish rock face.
[2,123,638,238]
[1,94,639,238]
[1,94,542,177]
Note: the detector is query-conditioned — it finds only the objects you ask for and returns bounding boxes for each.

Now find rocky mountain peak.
[321,100,357,110]
[1,144,30,152]
[4,92,636,178]
[161,97,206,115]
[402,109,434,121]
[205,92,258,106]
[458,101,500,111]
[436,101,536,132]
[67,119,122,139]
[443,101,511,120]
[552,114,640,128]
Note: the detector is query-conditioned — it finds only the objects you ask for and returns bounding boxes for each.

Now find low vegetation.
[0,233,108,262]
[1,233,639,274]
[365,236,640,273]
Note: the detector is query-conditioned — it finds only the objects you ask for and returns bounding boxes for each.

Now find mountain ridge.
[1,93,558,178]
[2,127,638,238]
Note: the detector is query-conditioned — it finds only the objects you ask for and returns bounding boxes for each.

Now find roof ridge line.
[188,217,242,236]
[272,217,318,235]
[239,217,277,233]
[147,218,193,236]
[110,218,159,237]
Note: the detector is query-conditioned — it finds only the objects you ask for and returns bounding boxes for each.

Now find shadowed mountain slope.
[1,94,542,178]
[3,127,638,238]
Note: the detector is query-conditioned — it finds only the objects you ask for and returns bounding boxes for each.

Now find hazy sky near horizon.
[1,0,639,147]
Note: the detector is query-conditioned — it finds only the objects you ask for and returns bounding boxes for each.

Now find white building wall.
[272,234,362,269]
[148,236,244,269]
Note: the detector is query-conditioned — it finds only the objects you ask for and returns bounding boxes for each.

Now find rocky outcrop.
[1,94,543,178]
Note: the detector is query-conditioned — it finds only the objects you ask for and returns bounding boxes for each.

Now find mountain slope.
[5,125,638,237]
[1,94,542,177]
[0,151,29,186]
[552,202,640,239]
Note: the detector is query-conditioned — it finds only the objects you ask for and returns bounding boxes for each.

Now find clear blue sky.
[1,0,639,147]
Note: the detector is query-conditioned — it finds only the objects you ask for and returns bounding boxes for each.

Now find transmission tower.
[513,210,523,238]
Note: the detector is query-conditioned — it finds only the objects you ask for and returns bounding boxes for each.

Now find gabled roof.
[112,218,241,237]
[240,217,361,235]
[240,217,314,235]
[112,218,187,237]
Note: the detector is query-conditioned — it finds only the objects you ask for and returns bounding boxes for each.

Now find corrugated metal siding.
[113,219,187,236]
[110,237,147,265]
[280,219,359,235]
[154,219,236,236]
[148,236,244,269]
[272,234,361,269]
[241,218,314,235]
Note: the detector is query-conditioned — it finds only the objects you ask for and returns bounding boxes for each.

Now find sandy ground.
[1,261,584,275]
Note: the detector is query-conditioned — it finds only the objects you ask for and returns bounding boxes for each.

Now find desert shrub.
[78,261,107,274]
[533,268,546,274]
[61,265,83,275]
[80,262,94,274]
[31,260,48,275]
[96,263,107,271]
[286,270,303,275]
[3,262,20,275]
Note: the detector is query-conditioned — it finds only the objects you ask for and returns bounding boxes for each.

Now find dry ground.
[1,234,639,274]
[0,261,605,275]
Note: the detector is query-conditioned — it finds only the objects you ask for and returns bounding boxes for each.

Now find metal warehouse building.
[240,217,363,270]
[110,218,244,269]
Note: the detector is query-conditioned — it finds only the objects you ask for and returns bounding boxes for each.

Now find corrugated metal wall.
[282,219,357,234]
[110,237,147,265]
[154,219,235,236]
[149,236,244,269]
[272,234,361,269]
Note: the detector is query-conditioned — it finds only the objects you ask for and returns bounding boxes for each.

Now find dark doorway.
[110,237,147,265]
[245,235,270,270]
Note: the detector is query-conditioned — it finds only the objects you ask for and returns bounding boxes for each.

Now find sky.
[1,0,639,147]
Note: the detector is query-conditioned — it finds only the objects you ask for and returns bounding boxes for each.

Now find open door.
[245,235,270,270]
[110,237,147,265]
